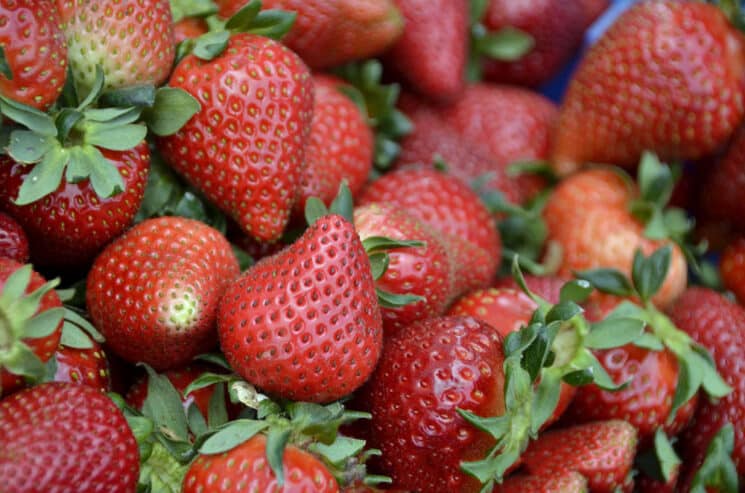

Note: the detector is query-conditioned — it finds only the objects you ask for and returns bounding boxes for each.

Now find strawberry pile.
[2,0,745,492]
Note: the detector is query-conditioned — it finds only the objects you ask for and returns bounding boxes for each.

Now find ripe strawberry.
[581,0,609,26]
[552,0,745,174]
[361,316,506,492]
[157,32,314,243]
[0,143,150,268]
[58,0,175,91]
[294,74,374,215]
[385,0,469,101]
[0,258,63,397]
[173,17,208,45]
[217,214,383,403]
[354,203,452,333]
[519,420,638,493]
[495,471,588,493]
[183,433,339,492]
[0,382,139,492]
[0,212,29,263]
[481,0,588,88]
[699,126,745,234]
[86,216,240,370]
[52,340,111,392]
[359,168,501,296]
[0,0,67,110]
[721,237,745,304]
[668,287,745,477]
[493,274,566,304]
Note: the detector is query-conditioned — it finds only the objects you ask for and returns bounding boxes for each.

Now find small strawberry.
[173,17,209,44]
[58,0,175,92]
[0,0,67,110]
[495,471,588,493]
[0,212,29,263]
[0,382,139,492]
[720,237,745,304]
[0,258,63,397]
[86,216,240,370]
[493,274,566,304]
[51,334,111,393]
[217,214,383,403]
[519,420,637,493]
[552,0,745,174]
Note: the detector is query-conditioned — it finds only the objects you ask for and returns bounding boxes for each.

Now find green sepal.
[55,109,84,142]
[636,429,680,483]
[368,252,390,281]
[24,308,64,339]
[99,84,157,109]
[362,236,425,253]
[7,131,54,163]
[633,332,665,351]
[60,321,95,349]
[186,402,208,437]
[198,419,269,454]
[692,344,732,398]
[242,9,296,39]
[145,87,200,137]
[2,342,46,381]
[224,0,261,30]
[192,31,231,61]
[328,181,354,222]
[0,46,12,79]
[559,279,593,304]
[183,371,235,397]
[474,26,535,61]
[193,352,232,370]
[207,382,229,429]
[169,0,218,23]
[83,106,141,125]
[265,426,291,486]
[545,301,582,324]
[585,317,645,350]
[0,95,56,136]
[76,65,105,110]
[689,423,739,493]
[138,440,191,493]
[66,145,125,199]
[574,267,634,297]
[83,121,147,151]
[375,287,425,308]
[530,370,561,433]
[304,197,329,225]
[310,436,366,466]
[562,367,594,386]
[140,364,190,443]
[584,349,629,391]
[62,306,105,343]
[631,246,672,303]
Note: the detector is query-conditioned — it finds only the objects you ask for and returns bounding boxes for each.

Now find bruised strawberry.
[52,341,110,393]
[0,212,29,263]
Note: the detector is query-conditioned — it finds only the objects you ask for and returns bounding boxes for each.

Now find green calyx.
[0,265,63,391]
[0,46,12,80]
[169,0,218,23]
[636,429,681,484]
[458,259,644,490]
[690,422,740,493]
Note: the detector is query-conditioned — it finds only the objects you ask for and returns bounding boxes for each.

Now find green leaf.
[247,10,297,40]
[7,131,54,163]
[690,423,739,493]
[55,108,84,141]
[183,372,234,397]
[0,96,56,136]
[633,332,665,351]
[207,382,229,429]
[669,350,703,422]
[310,436,366,466]
[563,367,595,386]
[368,252,390,281]
[637,151,673,206]
[328,181,354,222]
[476,27,535,61]
[585,350,628,390]
[586,317,645,349]
[559,280,593,304]
[3,343,46,381]
[76,65,105,109]
[304,197,329,225]
[224,0,261,30]
[362,236,425,253]
[0,45,12,79]
[60,321,94,349]
[192,31,231,61]
[691,345,731,398]
[265,426,291,486]
[574,268,634,297]
[655,429,681,482]
[193,352,232,370]
[375,287,424,308]
[14,144,68,205]
[503,323,538,358]
[140,364,190,443]
[65,146,94,183]
[83,106,141,124]
[62,307,104,342]
[199,420,270,454]
[187,402,208,437]
[169,0,218,22]
[521,325,553,382]
[146,87,201,137]
[0,264,32,302]
[24,308,64,339]
[545,301,582,324]
[99,84,157,109]
[457,409,509,440]
[79,145,126,199]
[632,246,672,303]
[531,370,561,432]
[470,0,489,23]
[84,122,147,151]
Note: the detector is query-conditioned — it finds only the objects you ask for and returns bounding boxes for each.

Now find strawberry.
[354,202,452,334]
[0,0,67,110]
[493,274,566,304]
[157,32,314,243]
[0,212,29,263]
[581,0,609,26]
[294,74,374,215]
[668,287,745,477]
[495,471,588,493]
[359,167,501,296]
[259,0,404,69]
[385,0,469,101]
[0,143,150,268]
[86,216,240,370]
[173,17,209,44]
[0,258,63,397]
[552,0,745,175]
[720,237,745,304]
[519,420,637,493]
[52,340,111,392]
[699,126,745,234]
[480,0,588,88]
[58,0,175,92]
[0,382,139,492]
[217,214,383,403]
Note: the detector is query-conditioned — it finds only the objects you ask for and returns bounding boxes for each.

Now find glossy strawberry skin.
[668,287,745,477]
[53,341,111,393]
[218,215,383,403]
[86,216,240,371]
[294,75,373,215]
[493,274,567,304]
[182,434,339,493]
[173,17,208,45]
[495,471,588,493]
[520,420,637,493]
[362,316,505,492]
[700,127,745,233]
[0,382,139,493]
[552,0,745,174]
[0,143,150,268]
[720,237,745,305]
[0,258,62,397]
[0,0,66,109]
[158,33,314,243]
[0,212,29,263]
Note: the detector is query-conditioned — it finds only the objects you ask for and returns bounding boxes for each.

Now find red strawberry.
[519,420,638,493]
[668,287,745,477]
[354,202,453,333]
[0,258,63,397]
[721,237,745,304]
[173,17,208,45]
[386,0,469,101]
[361,316,505,492]
[0,382,139,492]
[493,274,567,304]
[699,126,745,234]
[294,74,373,215]
[86,216,240,370]
[0,0,67,109]
[581,0,610,26]
[217,214,383,403]
[481,0,588,88]
[183,433,339,493]
[52,340,111,392]
[157,33,314,243]
[552,0,745,175]
[636,463,678,493]
[58,0,175,91]
[0,212,29,263]
[0,143,150,268]
[359,167,501,296]
[496,471,588,493]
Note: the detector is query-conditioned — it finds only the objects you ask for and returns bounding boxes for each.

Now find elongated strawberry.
[87,216,240,370]
[519,420,637,493]
[0,212,29,263]
[552,0,745,174]
[158,32,313,243]
[0,259,63,397]
[218,214,383,403]
[0,382,139,492]
[0,0,67,109]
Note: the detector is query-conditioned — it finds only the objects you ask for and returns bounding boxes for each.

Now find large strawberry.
[0,382,139,492]
[0,212,29,263]
[0,258,63,397]
[552,0,745,174]
[0,0,67,110]
[86,216,240,370]
[57,0,175,92]
[158,31,314,243]
[217,214,383,403]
